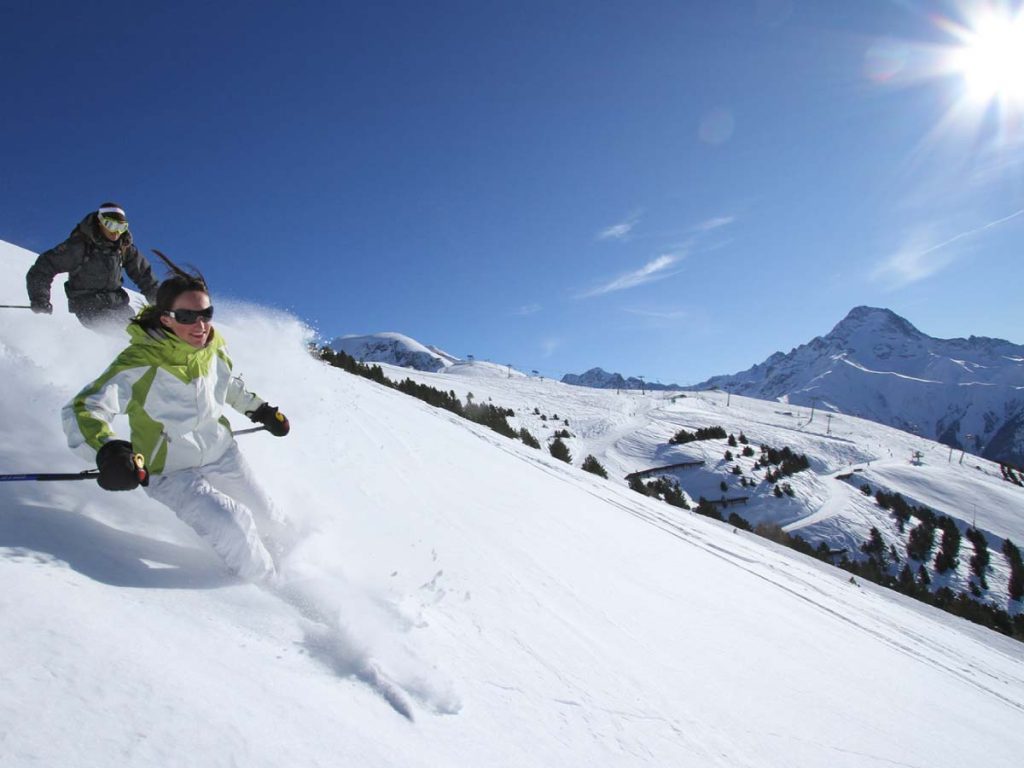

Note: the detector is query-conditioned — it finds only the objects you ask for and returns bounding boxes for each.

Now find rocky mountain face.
[561,367,681,391]
[694,306,1024,466]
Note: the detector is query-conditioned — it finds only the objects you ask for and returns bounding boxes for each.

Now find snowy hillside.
[370,357,1024,614]
[695,306,1024,466]
[3,240,1024,768]
[331,332,455,372]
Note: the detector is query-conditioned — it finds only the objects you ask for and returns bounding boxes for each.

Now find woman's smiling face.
[160,290,213,348]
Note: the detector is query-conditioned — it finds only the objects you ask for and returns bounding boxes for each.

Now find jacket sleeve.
[62,352,153,462]
[26,237,85,305]
[217,347,264,416]
[227,376,265,416]
[123,244,159,304]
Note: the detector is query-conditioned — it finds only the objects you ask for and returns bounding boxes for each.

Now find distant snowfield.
[391,358,1024,590]
[2,240,1024,767]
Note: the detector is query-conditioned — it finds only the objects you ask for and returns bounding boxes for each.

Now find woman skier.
[62,252,293,582]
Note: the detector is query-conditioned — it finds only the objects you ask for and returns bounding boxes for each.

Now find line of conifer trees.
[669,426,727,444]
[317,347,525,444]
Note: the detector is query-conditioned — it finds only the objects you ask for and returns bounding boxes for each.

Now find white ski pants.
[144,442,288,583]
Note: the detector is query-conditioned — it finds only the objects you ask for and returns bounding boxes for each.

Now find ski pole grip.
[132,453,150,487]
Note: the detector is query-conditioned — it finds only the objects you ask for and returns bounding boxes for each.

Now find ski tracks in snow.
[446,405,1024,717]
[265,574,462,721]
[594,488,1024,715]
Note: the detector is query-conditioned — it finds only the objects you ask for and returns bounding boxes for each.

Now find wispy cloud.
[630,214,736,242]
[597,213,641,241]
[694,215,736,232]
[578,253,683,298]
[871,244,952,289]
[540,337,562,358]
[512,303,541,316]
[873,208,1024,288]
[622,307,688,320]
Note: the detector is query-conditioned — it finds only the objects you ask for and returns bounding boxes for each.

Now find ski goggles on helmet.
[98,214,130,235]
[165,306,214,325]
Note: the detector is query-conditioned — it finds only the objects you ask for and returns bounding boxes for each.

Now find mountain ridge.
[694,306,1024,465]
[561,367,682,391]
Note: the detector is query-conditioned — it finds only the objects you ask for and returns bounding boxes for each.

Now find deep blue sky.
[3,0,1022,383]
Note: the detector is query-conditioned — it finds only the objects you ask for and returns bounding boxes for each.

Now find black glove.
[96,440,147,491]
[246,403,290,437]
[30,300,53,315]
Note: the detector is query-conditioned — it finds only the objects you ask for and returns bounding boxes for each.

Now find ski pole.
[0,469,100,482]
[233,426,268,436]
[0,305,33,310]
[0,453,149,485]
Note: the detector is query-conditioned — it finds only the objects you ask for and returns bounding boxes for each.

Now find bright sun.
[949,10,1024,105]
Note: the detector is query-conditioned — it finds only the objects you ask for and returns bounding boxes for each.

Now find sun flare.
[948,9,1024,105]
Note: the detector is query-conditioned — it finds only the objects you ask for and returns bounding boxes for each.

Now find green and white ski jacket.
[63,323,265,475]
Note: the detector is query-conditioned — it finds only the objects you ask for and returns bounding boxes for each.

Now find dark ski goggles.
[165,306,214,325]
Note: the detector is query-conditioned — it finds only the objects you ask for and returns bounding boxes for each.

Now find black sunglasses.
[165,306,214,325]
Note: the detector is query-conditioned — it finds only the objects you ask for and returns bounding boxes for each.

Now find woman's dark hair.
[133,250,210,331]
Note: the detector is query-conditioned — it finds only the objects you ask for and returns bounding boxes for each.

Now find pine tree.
[519,428,541,449]
[1010,568,1024,602]
[1005,538,1024,601]
[581,455,609,479]
[917,565,931,589]
[965,527,990,587]
[695,497,723,521]
[861,527,886,561]
[898,564,917,594]
[549,437,572,464]
[728,512,752,530]
[934,519,962,574]
[662,480,689,509]
[907,521,937,562]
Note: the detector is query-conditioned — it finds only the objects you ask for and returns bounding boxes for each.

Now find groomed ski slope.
[2,240,1023,767]
[383,358,1024,603]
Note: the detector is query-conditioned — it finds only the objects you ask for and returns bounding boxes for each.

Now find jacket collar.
[127,322,221,363]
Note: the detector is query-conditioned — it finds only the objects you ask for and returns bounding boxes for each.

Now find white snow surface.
[2,239,1024,767]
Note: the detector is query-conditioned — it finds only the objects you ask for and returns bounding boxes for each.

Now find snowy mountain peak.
[828,306,925,345]
[696,306,1024,465]
[329,332,455,372]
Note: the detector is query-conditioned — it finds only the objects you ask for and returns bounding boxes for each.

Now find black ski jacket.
[26,213,159,315]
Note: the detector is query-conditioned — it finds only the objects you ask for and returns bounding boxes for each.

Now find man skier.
[26,202,159,330]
